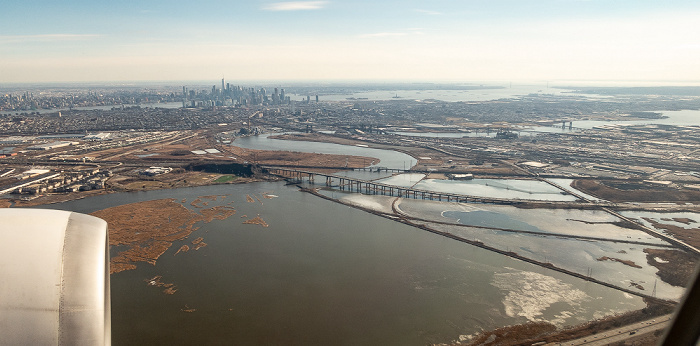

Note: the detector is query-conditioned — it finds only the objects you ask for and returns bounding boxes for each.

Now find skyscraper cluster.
[181,79,293,109]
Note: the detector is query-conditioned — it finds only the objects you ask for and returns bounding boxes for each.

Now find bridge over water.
[266,167,584,206]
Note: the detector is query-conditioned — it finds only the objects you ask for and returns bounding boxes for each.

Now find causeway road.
[545,314,673,346]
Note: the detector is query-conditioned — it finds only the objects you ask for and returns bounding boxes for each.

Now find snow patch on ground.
[654,257,669,263]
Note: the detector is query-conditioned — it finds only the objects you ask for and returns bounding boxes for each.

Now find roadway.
[545,314,672,346]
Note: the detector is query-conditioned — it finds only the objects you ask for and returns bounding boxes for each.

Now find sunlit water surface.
[42,182,648,345]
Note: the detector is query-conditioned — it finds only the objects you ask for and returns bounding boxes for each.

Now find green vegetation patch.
[214,175,237,183]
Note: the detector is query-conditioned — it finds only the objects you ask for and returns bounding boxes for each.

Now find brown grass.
[243,215,269,227]
[190,198,204,208]
[92,198,204,273]
[174,245,190,255]
[199,206,237,223]
[644,248,699,287]
[572,179,700,203]
[662,217,695,225]
[145,275,178,295]
[199,195,220,201]
[642,218,700,248]
[94,198,239,273]
[597,256,643,269]
[192,237,208,250]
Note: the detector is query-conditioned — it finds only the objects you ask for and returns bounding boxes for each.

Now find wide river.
[47,182,644,345]
[34,136,658,344]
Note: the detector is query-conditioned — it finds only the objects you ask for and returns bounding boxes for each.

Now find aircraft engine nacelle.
[0,209,110,345]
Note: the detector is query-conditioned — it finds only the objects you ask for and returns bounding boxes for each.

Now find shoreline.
[4,167,685,345]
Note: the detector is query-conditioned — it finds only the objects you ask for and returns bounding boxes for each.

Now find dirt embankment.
[460,322,557,346]
[572,179,700,203]
[458,301,674,346]
[228,144,378,168]
[8,190,108,208]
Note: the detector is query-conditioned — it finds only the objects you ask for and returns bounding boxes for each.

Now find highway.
[545,314,672,346]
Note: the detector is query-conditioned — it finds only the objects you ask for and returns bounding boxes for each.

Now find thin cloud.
[0,34,101,43]
[407,28,425,35]
[263,1,328,11]
[359,32,408,38]
[414,9,442,15]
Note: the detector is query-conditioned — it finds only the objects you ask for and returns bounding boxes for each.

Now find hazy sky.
[2,0,699,83]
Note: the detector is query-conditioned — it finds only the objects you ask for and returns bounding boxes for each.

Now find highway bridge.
[266,166,594,206]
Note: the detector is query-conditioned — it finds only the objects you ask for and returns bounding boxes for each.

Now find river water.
[326,189,686,301]
[45,182,645,345]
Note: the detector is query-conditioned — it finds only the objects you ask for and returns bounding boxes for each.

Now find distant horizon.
[2,79,700,89]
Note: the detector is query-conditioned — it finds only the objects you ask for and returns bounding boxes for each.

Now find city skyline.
[2,0,700,84]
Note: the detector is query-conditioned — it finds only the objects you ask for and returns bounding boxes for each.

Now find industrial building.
[26,141,76,150]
